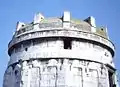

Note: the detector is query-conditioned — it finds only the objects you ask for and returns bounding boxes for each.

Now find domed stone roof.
[15,12,108,39]
[39,17,92,32]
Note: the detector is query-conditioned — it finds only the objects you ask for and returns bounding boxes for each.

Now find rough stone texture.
[3,59,110,87]
[3,11,119,87]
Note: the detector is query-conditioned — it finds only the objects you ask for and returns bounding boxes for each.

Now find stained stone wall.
[3,59,109,87]
[4,12,118,87]
[8,38,113,67]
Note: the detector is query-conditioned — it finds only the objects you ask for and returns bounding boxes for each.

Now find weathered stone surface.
[4,59,115,87]
[3,11,118,87]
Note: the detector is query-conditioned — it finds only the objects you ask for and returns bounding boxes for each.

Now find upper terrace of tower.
[8,11,115,56]
[14,11,108,39]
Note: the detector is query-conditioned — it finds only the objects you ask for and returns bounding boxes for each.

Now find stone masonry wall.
[3,59,109,87]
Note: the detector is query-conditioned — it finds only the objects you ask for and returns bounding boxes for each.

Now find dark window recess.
[63,38,72,49]
[108,71,115,87]
[25,48,28,51]
[22,24,24,27]
[105,52,109,57]
[101,28,104,31]
[15,70,18,76]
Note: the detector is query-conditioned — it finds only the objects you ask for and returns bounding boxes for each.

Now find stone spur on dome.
[15,11,109,39]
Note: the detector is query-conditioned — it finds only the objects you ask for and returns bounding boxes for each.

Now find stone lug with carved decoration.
[3,11,119,87]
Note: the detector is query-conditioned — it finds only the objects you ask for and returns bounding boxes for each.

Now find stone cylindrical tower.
[3,11,119,87]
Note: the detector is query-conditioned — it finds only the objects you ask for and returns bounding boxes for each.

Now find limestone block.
[14,64,21,87]
[16,22,25,31]
[40,68,49,87]
[48,59,57,66]
[71,61,82,87]
[30,68,40,87]
[3,66,13,87]
[32,60,41,67]
[83,69,98,87]
[34,13,44,24]
[21,61,29,87]
[63,11,70,22]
